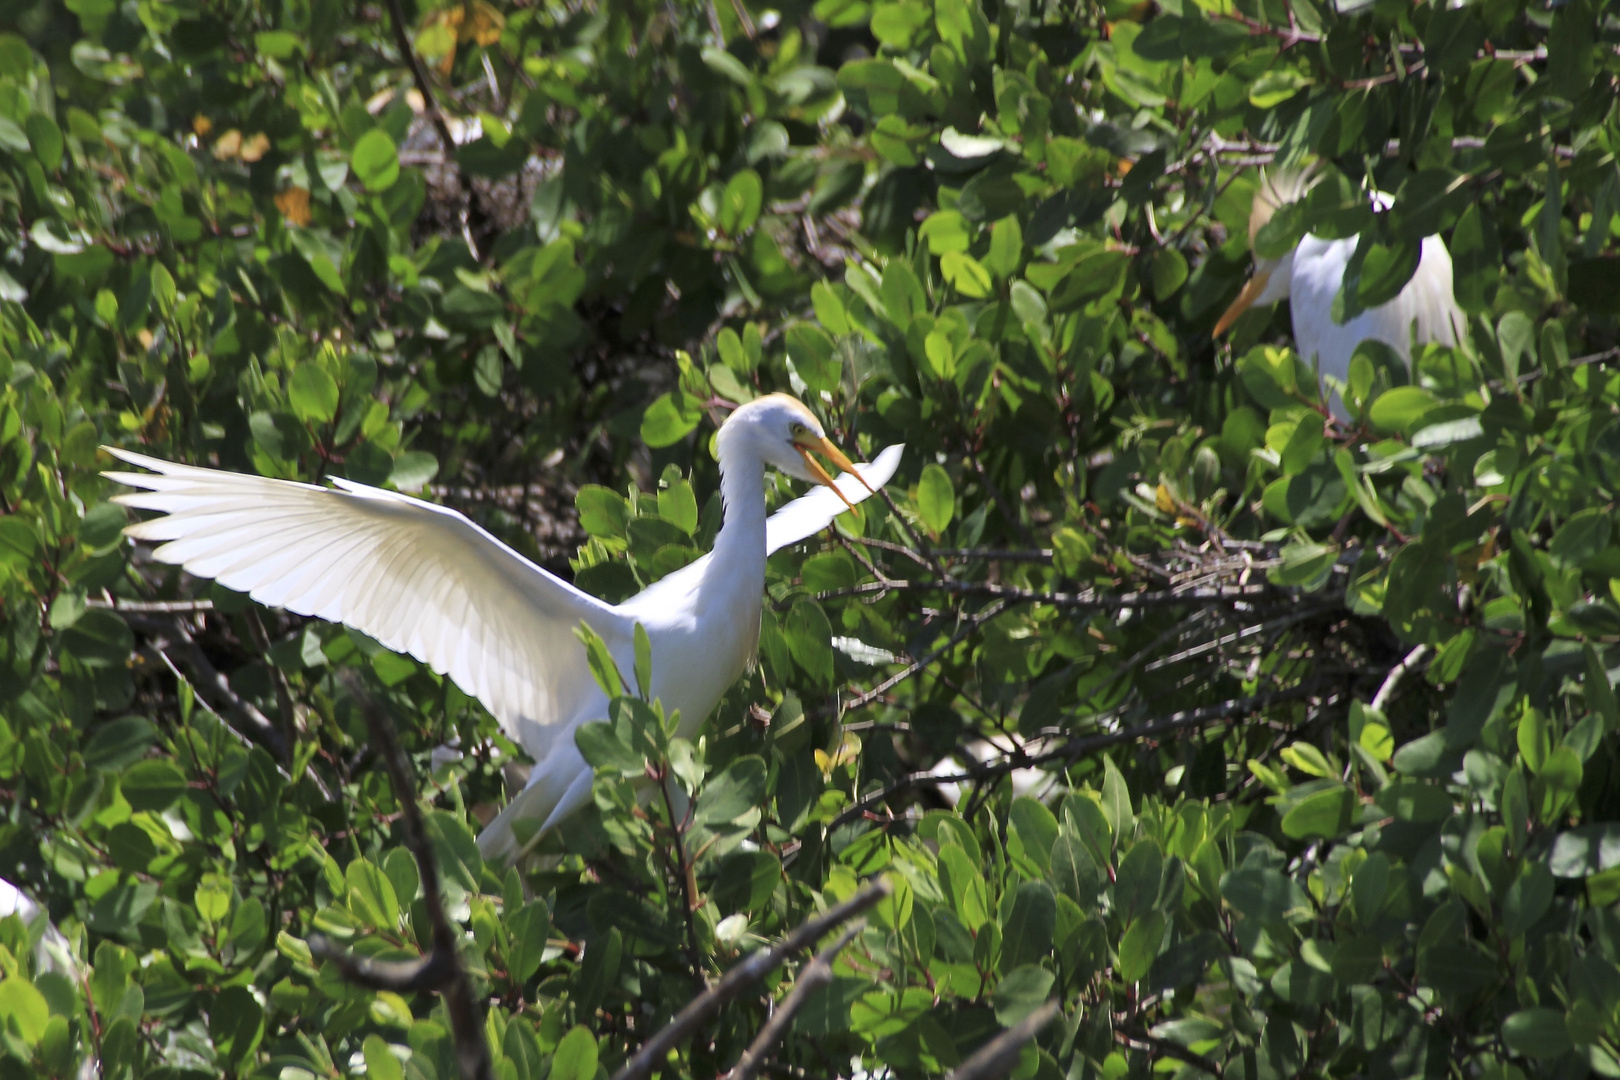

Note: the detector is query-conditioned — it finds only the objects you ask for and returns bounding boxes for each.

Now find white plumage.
[105,394,903,863]
[1214,170,1466,418]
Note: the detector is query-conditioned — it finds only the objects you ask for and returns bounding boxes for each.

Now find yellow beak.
[1212,270,1272,338]
[794,436,873,513]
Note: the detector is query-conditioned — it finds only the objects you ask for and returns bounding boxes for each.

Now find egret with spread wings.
[1213,170,1465,418]
[105,394,904,863]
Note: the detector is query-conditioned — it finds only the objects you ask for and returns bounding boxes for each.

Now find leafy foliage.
[0,0,1619,1076]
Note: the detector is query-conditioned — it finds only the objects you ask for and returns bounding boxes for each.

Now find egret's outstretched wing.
[765,444,904,554]
[103,447,632,742]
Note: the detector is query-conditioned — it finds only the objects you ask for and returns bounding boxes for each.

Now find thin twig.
[611,882,892,1080]
[311,673,493,1080]
[725,922,865,1080]
[945,1001,1060,1080]
[831,680,1329,828]
[812,578,1282,611]
[383,0,482,260]
[146,620,288,762]
[1141,606,1333,672]
[1115,1027,1223,1077]
[658,775,707,981]
[877,488,948,579]
[834,601,1008,715]
[89,597,215,613]
[1370,644,1428,713]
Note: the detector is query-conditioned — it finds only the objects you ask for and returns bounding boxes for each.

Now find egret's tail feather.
[476,781,558,864]
[476,751,596,865]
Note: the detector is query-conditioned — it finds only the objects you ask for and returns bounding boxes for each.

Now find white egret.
[104,393,904,863]
[0,878,78,976]
[1213,170,1465,418]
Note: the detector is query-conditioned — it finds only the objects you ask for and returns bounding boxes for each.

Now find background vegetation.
[0,0,1618,1076]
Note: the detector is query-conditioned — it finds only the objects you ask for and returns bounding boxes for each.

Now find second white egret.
[1213,170,1466,418]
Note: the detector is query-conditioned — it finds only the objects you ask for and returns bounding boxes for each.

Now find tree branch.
[945,1001,1059,1080]
[1370,644,1428,714]
[831,680,1332,828]
[810,579,1287,611]
[141,618,288,762]
[383,0,482,260]
[724,922,865,1080]
[612,881,892,1080]
[310,673,492,1080]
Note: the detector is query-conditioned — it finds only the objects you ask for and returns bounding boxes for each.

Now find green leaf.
[208,985,264,1067]
[0,517,39,578]
[351,129,400,192]
[786,323,841,393]
[1100,756,1134,841]
[999,882,1055,972]
[346,857,400,930]
[1221,868,1302,924]
[254,30,303,58]
[1050,831,1102,906]
[719,169,763,235]
[504,902,551,984]
[289,363,339,423]
[363,1035,405,1080]
[1368,386,1436,433]
[1356,238,1421,307]
[1248,68,1310,108]
[1502,1008,1572,1059]
[640,391,703,448]
[991,965,1054,1025]
[1502,864,1554,938]
[1116,911,1166,983]
[122,759,188,812]
[941,252,993,298]
[985,216,1022,279]
[577,486,631,538]
[696,756,768,827]
[60,608,132,668]
[1151,246,1188,300]
[574,621,624,698]
[24,113,63,172]
[576,720,645,776]
[917,464,954,534]
[83,716,157,770]
[550,1025,599,1080]
[785,600,834,686]
[0,978,49,1045]
[1545,0,1595,100]
[633,623,653,700]
[388,450,438,491]
[920,210,971,255]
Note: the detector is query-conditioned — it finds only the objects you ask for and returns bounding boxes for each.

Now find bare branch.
[811,578,1289,611]
[945,1001,1060,1080]
[383,0,482,260]
[310,673,493,1080]
[1115,1027,1223,1077]
[611,881,892,1080]
[141,618,288,762]
[833,601,1008,715]
[90,597,215,613]
[1370,644,1429,714]
[725,922,865,1080]
[832,680,1333,828]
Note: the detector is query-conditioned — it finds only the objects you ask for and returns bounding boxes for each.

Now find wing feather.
[765,445,905,555]
[104,447,631,761]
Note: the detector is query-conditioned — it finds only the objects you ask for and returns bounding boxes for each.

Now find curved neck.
[711,427,768,575]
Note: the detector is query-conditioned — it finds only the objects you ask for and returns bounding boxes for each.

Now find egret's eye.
[791,423,807,437]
